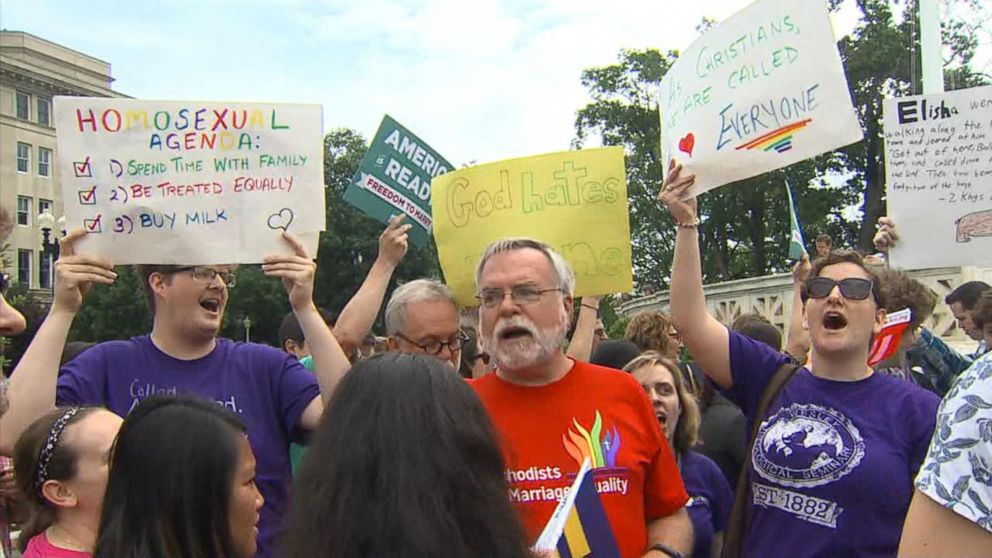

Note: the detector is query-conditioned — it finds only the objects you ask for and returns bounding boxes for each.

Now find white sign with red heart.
[659,0,863,197]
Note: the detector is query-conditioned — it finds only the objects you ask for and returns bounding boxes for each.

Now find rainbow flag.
[533,459,620,558]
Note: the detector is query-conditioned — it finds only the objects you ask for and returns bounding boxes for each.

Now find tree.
[834,0,988,251]
[70,266,152,342]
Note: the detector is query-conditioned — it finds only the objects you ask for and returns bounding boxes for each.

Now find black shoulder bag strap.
[720,361,800,558]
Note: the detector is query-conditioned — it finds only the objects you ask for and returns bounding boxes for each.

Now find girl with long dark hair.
[93,394,263,558]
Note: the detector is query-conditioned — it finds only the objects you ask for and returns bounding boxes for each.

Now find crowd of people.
[0,159,990,558]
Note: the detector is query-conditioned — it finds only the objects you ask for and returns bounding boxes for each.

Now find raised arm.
[566,296,601,362]
[332,216,410,357]
[263,232,351,430]
[0,230,116,455]
[659,161,732,390]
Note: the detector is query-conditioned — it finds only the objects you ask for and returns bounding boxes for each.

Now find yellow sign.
[430,147,633,306]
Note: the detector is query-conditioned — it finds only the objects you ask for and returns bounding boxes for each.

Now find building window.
[16,142,31,173]
[15,91,30,120]
[38,147,52,177]
[17,249,32,287]
[39,250,52,289]
[37,97,51,126]
[16,196,32,226]
[39,198,53,216]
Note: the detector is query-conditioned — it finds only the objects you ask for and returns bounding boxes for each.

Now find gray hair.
[384,279,457,335]
[474,238,575,296]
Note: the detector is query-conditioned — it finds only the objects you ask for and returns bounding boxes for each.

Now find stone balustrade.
[617,266,992,355]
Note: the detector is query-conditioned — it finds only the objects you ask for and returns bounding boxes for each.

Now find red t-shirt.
[471,359,689,558]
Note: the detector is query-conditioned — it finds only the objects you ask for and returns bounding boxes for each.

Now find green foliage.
[69,266,152,342]
[835,0,988,250]
[219,266,293,345]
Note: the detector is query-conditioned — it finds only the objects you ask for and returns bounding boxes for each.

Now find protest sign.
[430,147,632,307]
[54,98,324,264]
[884,85,992,269]
[344,115,452,246]
[660,0,863,196]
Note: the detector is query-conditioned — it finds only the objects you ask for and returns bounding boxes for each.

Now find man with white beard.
[468,238,693,558]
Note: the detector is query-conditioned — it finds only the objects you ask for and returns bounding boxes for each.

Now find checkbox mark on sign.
[73,157,92,178]
[83,215,102,233]
[78,186,97,205]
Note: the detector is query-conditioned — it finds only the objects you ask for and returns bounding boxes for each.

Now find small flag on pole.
[533,459,620,558]
[786,180,806,260]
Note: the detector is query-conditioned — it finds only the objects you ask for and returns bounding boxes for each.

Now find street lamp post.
[243,316,252,343]
[38,210,58,291]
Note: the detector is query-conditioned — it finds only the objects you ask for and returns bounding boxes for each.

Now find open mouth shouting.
[655,408,668,426]
[494,317,538,344]
[822,311,848,331]
[199,297,222,315]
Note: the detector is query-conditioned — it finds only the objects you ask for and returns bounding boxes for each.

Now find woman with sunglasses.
[660,161,939,558]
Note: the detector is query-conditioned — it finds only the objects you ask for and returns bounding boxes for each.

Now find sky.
[2,0,987,166]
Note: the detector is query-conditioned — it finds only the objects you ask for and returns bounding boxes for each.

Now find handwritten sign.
[885,85,992,268]
[343,115,451,247]
[430,147,632,307]
[53,97,324,264]
[660,0,863,196]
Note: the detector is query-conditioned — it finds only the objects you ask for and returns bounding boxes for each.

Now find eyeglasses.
[173,266,237,288]
[0,273,9,296]
[805,277,875,302]
[395,330,469,355]
[476,285,564,308]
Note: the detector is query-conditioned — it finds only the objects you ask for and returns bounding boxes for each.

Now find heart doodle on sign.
[267,208,294,231]
[678,133,695,157]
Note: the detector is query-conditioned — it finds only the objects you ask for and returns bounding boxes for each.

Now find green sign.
[344,115,452,246]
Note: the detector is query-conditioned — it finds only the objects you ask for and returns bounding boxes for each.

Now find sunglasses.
[805,277,875,302]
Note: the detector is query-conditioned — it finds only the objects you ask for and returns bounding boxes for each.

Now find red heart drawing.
[678,133,695,157]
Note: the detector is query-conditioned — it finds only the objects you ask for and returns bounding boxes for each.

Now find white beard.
[484,310,568,372]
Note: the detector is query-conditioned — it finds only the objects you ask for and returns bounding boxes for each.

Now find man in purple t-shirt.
[0,229,353,558]
[660,162,939,557]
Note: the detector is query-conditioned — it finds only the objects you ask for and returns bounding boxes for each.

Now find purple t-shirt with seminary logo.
[57,335,320,558]
[723,331,939,558]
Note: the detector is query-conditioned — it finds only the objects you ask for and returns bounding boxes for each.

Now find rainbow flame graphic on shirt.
[562,411,621,469]
[735,117,813,153]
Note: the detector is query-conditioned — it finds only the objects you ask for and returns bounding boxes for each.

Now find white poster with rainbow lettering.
[53,97,324,264]
[660,0,863,196]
